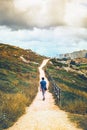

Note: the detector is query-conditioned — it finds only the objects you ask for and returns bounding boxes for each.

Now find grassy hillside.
[0,43,44,129]
[46,58,87,130]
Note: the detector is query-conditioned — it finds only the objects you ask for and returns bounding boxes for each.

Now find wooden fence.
[45,70,61,103]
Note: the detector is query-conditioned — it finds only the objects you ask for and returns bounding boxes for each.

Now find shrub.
[0,92,28,129]
[0,43,44,129]
[70,60,76,65]
[46,60,87,114]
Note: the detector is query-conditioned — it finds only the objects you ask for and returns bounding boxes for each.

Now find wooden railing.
[45,70,61,103]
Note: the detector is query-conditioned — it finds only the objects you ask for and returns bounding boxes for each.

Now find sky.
[0,0,87,57]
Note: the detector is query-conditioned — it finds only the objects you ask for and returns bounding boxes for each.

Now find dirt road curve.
[7,59,82,130]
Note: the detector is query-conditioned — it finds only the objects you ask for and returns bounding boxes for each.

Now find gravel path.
[7,59,82,130]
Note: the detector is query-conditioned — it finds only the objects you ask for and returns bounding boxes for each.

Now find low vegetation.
[69,114,87,130]
[0,43,44,129]
[46,58,87,130]
[70,59,87,72]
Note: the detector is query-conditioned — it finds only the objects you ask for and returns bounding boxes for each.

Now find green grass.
[69,114,87,130]
[46,60,87,113]
[51,59,68,67]
[60,91,87,114]
[46,58,87,130]
[76,64,87,70]
[0,92,28,129]
[0,43,44,129]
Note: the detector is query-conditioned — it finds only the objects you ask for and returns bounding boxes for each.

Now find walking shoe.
[43,97,45,101]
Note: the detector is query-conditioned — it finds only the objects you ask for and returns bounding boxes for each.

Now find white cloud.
[0,0,87,29]
[0,26,87,56]
[64,0,87,27]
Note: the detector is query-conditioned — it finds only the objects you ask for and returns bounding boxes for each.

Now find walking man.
[40,77,47,100]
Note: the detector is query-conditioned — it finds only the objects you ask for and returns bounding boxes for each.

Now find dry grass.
[0,43,44,129]
[69,114,87,130]
[46,58,87,130]
[0,92,28,129]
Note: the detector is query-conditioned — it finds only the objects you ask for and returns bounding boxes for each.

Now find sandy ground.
[7,59,82,130]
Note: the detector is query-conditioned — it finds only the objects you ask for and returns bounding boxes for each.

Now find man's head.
[42,77,44,80]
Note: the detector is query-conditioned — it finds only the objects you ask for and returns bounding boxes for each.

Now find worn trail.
[7,59,82,130]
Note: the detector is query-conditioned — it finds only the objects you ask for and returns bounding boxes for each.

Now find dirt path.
[7,59,82,130]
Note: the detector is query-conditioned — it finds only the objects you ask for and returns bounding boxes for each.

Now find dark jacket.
[40,80,46,89]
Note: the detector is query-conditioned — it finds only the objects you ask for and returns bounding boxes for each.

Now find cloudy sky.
[0,0,87,57]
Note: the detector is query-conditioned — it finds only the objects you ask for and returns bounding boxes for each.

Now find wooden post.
[45,70,61,105]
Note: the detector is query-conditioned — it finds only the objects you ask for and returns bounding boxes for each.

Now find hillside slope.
[46,58,87,130]
[59,50,87,59]
[0,43,44,129]
[7,59,81,130]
